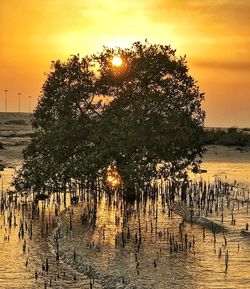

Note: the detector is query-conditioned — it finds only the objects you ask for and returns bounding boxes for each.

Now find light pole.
[18,92,21,112]
[4,90,8,112]
[28,95,31,113]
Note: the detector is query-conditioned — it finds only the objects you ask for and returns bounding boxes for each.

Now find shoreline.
[1,144,250,168]
[203,145,250,163]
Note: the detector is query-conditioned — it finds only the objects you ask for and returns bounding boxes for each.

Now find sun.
[111,56,123,67]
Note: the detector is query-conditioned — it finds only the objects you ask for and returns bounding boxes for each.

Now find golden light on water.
[106,165,121,188]
[111,56,123,67]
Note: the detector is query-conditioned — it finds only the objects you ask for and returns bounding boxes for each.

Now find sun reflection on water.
[105,165,121,189]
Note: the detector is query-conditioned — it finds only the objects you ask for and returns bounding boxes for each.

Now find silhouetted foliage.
[14,41,205,198]
[94,42,205,194]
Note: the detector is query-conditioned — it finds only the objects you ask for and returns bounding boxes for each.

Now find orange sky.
[0,0,249,127]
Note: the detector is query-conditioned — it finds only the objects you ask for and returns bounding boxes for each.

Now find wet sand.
[204,145,250,163]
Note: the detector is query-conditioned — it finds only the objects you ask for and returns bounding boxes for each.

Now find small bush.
[242,127,250,132]
[204,127,250,147]
[5,119,27,125]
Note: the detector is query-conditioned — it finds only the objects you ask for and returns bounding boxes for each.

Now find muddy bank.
[0,112,33,167]
[204,145,250,163]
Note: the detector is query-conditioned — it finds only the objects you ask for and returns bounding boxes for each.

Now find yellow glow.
[111,56,123,67]
[106,166,121,188]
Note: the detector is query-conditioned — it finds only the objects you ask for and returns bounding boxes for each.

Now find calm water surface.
[0,161,250,289]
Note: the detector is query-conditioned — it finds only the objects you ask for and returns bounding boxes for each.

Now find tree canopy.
[14,41,205,197]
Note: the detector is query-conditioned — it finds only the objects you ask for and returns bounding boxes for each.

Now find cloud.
[146,0,250,37]
[192,59,250,71]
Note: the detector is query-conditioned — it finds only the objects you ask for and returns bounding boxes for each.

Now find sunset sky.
[0,0,249,127]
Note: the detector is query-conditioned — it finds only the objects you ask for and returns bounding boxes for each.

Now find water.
[0,161,250,289]
[57,188,250,289]
[0,169,102,289]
